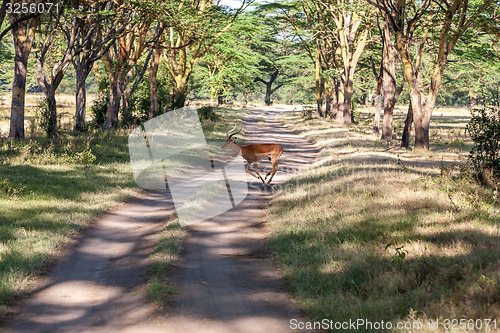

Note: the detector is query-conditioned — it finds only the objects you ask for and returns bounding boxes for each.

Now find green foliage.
[90,94,109,129]
[0,178,25,198]
[34,98,57,137]
[127,68,172,122]
[350,100,359,125]
[466,88,500,185]
[197,106,218,121]
[0,41,14,92]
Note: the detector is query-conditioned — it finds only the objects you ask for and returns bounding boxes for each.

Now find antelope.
[222,125,283,184]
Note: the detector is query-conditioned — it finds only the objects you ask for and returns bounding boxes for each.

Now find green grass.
[269,108,500,332]
[147,214,185,305]
[0,129,139,315]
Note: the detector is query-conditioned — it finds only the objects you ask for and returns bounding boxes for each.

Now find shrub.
[34,98,58,137]
[90,94,109,129]
[0,178,24,197]
[301,105,315,119]
[198,106,218,121]
[466,89,500,187]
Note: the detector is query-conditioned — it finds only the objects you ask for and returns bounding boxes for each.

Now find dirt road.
[2,106,318,333]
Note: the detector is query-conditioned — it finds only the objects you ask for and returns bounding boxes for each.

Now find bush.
[198,106,218,121]
[90,94,109,129]
[301,105,315,119]
[34,98,58,137]
[466,89,500,187]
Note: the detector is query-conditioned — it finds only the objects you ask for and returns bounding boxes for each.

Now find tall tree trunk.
[342,78,354,125]
[148,46,161,118]
[46,89,58,136]
[331,78,341,119]
[370,56,383,135]
[401,101,413,148]
[381,15,396,141]
[10,54,28,139]
[8,14,39,139]
[324,81,332,118]
[373,77,382,134]
[104,71,121,129]
[74,61,91,131]
[315,48,324,117]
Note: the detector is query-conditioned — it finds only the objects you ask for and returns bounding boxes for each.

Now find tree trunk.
[46,89,58,137]
[74,63,90,131]
[325,84,332,118]
[342,78,353,125]
[381,15,396,141]
[373,77,382,135]
[148,47,161,119]
[315,49,324,117]
[8,14,39,140]
[255,70,282,107]
[265,87,272,106]
[104,71,121,129]
[401,102,413,148]
[172,86,187,110]
[10,54,28,139]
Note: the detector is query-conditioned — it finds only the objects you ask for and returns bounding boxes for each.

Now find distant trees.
[160,0,248,109]
[368,0,496,149]
[1,0,499,150]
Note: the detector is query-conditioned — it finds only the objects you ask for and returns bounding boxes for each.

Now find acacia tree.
[275,0,337,117]
[0,0,40,42]
[160,0,248,109]
[101,19,151,128]
[197,14,262,106]
[284,0,371,123]
[304,0,372,124]
[72,1,125,131]
[34,5,89,137]
[368,0,496,149]
[8,4,40,139]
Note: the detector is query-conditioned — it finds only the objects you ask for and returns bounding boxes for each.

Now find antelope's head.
[221,125,242,149]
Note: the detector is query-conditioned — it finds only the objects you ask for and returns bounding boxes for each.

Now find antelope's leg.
[253,162,266,184]
[267,163,279,184]
[245,162,259,178]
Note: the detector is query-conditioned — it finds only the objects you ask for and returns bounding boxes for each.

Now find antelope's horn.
[228,125,242,139]
[226,125,237,139]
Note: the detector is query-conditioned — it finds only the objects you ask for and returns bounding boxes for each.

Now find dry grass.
[0,93,97,135]
[268,106,500,332]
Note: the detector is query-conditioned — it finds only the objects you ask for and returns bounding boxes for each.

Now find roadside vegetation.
[269,105,500,331]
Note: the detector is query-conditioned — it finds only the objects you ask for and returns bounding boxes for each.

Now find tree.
[368,0,496,149]
[160,0,248,109]
[34,5,89,137]
[281,0,372,123]
[72,1,125,131]
[101,2,152,129]
[197,14,262,105]
[0,0,40,42]
[255,70,283,106]
[8,6,39,139]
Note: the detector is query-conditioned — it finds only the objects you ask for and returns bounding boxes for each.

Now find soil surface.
[2,106,318,333]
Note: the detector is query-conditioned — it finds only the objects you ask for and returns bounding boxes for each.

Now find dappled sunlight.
[269,109,500,326]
